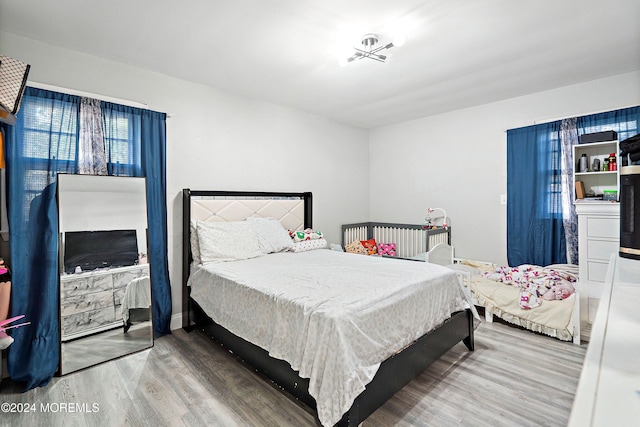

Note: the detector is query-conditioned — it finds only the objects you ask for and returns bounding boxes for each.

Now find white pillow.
[196,221,262,263]
[190,221,201,264]
[292,238,328,253]
[246,217,294,254]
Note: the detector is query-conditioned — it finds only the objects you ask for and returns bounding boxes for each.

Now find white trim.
[28,81,148,109]
[170,313,182,331]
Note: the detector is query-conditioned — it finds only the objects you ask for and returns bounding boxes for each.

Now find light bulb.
[392,34,406,47]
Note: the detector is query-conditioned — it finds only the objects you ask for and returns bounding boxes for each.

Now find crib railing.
[341,222,451,259]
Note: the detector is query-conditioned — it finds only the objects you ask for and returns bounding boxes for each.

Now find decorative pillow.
[246,217,294,254]
[289,228,323,242]
[196,221,262,263]
[360,238,378,255]
[377,242,397,256]
[292,238,328,253]
[345,240,367,255]
[190,220,202,264]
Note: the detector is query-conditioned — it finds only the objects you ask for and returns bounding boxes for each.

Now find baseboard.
[170,313,183,331]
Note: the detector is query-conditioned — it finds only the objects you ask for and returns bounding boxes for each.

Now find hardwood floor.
[0,320,586,427]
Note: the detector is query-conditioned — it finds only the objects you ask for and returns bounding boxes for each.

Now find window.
[102,108,141,176]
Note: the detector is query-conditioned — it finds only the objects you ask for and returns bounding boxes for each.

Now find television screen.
[63,230,138,274]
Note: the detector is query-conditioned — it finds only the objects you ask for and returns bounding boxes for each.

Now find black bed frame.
[182,189,475,426]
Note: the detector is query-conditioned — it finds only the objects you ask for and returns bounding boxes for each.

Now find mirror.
[57,174,153,375]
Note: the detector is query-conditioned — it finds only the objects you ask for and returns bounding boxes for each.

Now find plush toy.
[377,243,396,256]
[345,240,368,255]
[360,238,378,255]
[542,282,576,300]
[289,228,323,242]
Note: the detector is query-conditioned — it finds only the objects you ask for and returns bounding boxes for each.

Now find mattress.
[188,249,475,426]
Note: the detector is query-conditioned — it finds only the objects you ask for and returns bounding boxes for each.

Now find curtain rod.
[29,81,148,109]
[504,103,639,132]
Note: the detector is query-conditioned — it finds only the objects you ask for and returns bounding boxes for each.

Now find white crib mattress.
[188,249,473,426]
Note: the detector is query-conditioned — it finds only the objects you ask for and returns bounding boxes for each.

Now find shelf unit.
[573,139,621,331]
[573,140,620,200]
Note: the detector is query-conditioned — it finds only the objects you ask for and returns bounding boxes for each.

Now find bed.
[182,190,478,427]
[121,275,151,333]
[458,260,580,343]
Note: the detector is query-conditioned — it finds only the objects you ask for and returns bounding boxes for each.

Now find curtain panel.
[507,121,567,267]
[78,97,107,175]
[1,87,171,390]
[560,118,579,265]
[101,102,172,336]
[3,88,80,389]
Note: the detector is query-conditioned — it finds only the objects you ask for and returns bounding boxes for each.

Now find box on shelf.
[579,131,618,144]
[575,181,585,199]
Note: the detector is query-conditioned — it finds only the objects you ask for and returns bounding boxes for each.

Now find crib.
[342,222,450,259]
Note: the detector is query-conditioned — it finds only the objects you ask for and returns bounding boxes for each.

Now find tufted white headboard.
[191,198,306,231]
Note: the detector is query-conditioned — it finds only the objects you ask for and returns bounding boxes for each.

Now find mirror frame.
[56,174,153,375]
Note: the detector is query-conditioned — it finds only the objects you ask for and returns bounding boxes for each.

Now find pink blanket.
[482,264,576,309]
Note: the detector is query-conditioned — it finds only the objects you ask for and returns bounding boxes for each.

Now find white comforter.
[189,250,474,426]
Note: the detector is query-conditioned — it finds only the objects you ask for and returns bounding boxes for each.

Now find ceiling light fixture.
[339,33,406,67]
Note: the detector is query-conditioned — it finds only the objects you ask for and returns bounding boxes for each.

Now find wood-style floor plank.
[0,320,586,426]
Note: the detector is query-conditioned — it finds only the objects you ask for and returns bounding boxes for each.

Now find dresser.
[568,255,640,426]
[575,202,619,324]
[60,264,149,341]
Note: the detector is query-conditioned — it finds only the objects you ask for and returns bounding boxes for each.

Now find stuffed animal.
[360,238,378,255]
[377,243,396,256]
[345,240,368,255]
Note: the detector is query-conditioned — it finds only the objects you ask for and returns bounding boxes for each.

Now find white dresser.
[575,202,619,324]
[60,264,149,341]
[568,255,640,427]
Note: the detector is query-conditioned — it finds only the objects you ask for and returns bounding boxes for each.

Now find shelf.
[577,140,617,148]
[575,171,618,176]
[574,140,620,200]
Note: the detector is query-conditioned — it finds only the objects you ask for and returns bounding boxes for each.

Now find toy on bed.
[377,242,396,256]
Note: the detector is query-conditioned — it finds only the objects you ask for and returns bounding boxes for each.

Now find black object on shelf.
[579,130,618,144]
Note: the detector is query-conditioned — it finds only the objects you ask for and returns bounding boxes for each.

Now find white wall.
[1,33,370,326]
[369,70,640,266]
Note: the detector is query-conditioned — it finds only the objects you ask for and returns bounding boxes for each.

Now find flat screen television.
[63,229,138,274]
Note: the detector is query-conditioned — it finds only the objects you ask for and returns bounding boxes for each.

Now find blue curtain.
[3,88,80,389]
[507,121,566,266]
[1,88,171,390]
[101,102,172,335]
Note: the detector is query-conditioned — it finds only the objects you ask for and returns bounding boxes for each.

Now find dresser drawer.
[587,217,620,239]
[587,240,620,262]
[588,261,609,283]
[61,290,114,317]
[61,306,116,336]
[112,266,149,290]
[60,274,112,298]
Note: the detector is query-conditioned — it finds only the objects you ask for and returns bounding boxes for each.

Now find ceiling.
[1,0,639,129]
